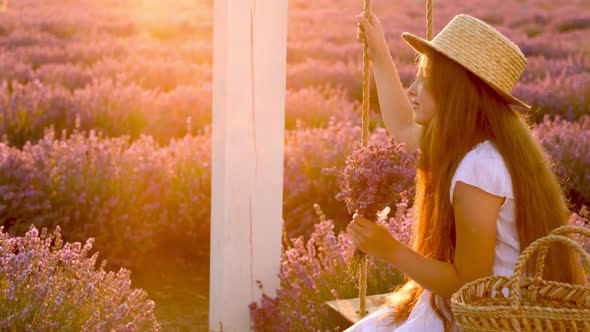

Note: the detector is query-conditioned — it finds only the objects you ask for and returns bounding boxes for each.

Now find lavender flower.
[0,225,159,330]
[324,137,418,219]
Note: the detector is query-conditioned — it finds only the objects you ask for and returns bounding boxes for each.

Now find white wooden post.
[210,0,288,331]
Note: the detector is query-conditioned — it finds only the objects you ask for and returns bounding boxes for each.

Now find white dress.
[344,140,521,332]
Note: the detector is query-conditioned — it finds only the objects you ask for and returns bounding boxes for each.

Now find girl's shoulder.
[449,140,514,205]
[463,140,504,161]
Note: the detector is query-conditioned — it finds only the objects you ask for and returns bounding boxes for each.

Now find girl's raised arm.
[357,13,422,151]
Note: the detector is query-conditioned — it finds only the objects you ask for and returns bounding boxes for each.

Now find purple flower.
[0,225,159,330]
[324,137,418,219]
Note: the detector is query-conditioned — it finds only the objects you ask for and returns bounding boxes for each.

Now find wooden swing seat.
[325,293,389,326]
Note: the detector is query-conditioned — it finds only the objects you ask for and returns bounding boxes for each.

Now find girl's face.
[407,70,436,126]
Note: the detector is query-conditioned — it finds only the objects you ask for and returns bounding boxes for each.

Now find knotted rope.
[357,0,433,317]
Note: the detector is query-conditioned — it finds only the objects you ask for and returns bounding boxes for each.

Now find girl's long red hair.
[385,48,585,331]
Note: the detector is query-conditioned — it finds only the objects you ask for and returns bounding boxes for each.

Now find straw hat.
[402,14,531,110]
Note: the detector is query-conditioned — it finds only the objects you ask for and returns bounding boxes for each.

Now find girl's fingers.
[356,15,376,46]
[356,13,381,26]
[350,226,367,244]
[356,15,369,28]
[349,220,362,232]
[349,221,371,239]
[353,213,371,225]
[359,220,373,231]
[357,13,375,26]
[347,220,355,233]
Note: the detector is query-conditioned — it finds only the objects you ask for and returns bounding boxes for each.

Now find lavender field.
[0,0,589,330]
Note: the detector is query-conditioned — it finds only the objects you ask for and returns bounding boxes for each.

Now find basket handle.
[533,225,590,280]
[509,233,590,310]
[548,225,590,237]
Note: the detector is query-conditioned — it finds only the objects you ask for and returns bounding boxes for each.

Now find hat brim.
[401,32,531,110]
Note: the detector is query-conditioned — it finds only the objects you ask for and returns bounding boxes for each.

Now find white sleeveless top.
[449,140,520,277]
[345,140,521,332]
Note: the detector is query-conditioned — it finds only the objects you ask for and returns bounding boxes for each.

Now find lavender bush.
[0,225,159,331]
[533,115,590,208]
[250,200,414,331]
[0,125,211,268]
[0,79,212,147]
[569,206,590,258]
[284,84,360,130]
[0,0,213,146]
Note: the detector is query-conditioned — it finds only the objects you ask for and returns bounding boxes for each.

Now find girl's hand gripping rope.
[356,12,391,65]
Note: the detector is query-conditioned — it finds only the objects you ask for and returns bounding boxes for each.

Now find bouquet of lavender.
[324,137,417,219]
[323,137,418,270]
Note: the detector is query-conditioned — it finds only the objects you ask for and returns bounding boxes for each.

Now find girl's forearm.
[372,55,417,149]
[386,240,463,299]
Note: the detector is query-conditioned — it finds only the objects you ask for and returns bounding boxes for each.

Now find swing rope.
[357,0,433,317]
[361,0,372,148]
[358,0,371,316]
[426,0,434,40]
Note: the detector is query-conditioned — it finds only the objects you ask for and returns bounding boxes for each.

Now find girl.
[345,13,585,332]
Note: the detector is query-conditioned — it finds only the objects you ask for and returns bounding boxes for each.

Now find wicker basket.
[451,225,590,331]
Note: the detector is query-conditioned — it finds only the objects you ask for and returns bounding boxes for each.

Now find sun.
[119,0,210,41]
